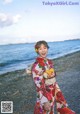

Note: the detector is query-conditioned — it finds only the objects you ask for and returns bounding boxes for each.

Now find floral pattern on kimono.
[32,57,76,114]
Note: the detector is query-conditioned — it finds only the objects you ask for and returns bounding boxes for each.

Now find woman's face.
[38,44,48,58]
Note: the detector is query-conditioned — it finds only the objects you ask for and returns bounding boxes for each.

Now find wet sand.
[0,51,80,114]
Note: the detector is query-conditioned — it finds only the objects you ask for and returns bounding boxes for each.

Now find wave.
[0,57,35,67]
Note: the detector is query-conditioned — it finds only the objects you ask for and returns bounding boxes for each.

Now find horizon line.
[0,38,80,46]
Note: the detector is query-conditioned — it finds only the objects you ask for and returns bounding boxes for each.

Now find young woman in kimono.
[31,41,76,114]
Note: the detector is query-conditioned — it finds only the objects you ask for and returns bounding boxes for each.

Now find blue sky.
[0,0,80,44]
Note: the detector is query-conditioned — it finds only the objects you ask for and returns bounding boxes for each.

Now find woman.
[31,40,76,114]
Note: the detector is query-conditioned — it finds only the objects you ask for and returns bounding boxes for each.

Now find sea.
[0,39,80,75]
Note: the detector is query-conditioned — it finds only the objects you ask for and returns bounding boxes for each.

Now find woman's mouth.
[41,53,46,56]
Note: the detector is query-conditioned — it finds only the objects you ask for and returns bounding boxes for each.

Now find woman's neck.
[38,56,47,60]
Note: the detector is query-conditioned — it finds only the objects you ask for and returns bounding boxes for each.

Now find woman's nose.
[42,49,45,52]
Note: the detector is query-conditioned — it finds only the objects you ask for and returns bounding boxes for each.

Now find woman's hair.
[35,40,49,53]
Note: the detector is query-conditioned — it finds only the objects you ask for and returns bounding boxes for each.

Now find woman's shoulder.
[32,60,39,70]
[47,58,53,64]
[32,61,38,67]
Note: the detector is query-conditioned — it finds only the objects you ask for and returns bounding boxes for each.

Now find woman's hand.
[26,69,31,75]
[43,68,56,79]
[43,102,51,111]
[49,72,55,78]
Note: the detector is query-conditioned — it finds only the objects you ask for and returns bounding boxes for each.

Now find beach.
[0,51,80,114]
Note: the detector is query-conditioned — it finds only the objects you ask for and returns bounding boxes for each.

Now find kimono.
[32,57,76,114]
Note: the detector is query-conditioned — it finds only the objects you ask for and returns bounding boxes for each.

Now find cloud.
[2,0,12,4]
[13,14,21,23]
[0,13,21,27]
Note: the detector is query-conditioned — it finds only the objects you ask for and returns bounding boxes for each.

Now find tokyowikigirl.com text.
[42,1,79,6]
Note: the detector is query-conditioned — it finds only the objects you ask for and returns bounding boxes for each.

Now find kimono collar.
[36,57,52,67]
[36,57,47,67]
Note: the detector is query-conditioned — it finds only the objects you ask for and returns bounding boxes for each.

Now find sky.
[0,0,80,44]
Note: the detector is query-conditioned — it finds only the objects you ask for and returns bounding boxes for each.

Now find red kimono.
[32,57,76,114]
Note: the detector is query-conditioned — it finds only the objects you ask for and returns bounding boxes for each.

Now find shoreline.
[0,51,80,114]
[0,50,80,76]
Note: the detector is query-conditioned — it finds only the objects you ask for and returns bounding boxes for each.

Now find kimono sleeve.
[32,62,52,104]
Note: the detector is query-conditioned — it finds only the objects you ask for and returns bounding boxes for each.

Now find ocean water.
[0,39,80,74]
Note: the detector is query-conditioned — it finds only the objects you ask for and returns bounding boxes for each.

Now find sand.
[0,51,80,114]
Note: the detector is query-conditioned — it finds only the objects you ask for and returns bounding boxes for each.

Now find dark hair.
[35,40,49,50]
